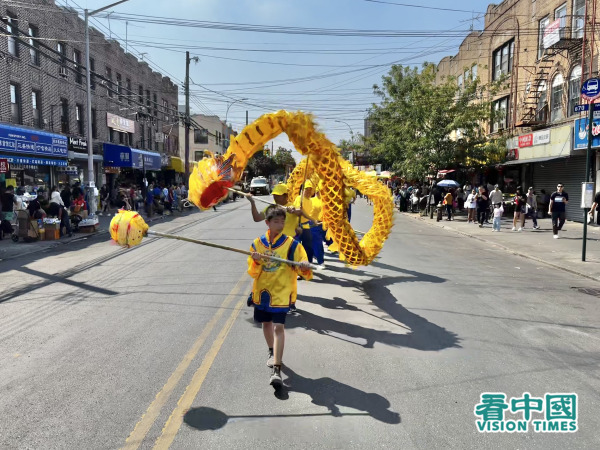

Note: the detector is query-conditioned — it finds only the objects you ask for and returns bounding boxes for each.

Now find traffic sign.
[581,78,600,101]
[573,103,600,113]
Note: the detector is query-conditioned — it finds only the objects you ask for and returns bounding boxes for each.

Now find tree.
[247,151,276,178]
[368,63,504,180]
[273,147,296,174]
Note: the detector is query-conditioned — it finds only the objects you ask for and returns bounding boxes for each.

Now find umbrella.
[437,179,460,188]
[378,171,392,179]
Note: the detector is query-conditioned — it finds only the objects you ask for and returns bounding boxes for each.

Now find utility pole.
[246,110,248,126]
[185,51,190,183]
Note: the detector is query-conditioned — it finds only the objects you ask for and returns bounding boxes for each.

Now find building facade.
[436,0,596,221]
[0,0,179,195]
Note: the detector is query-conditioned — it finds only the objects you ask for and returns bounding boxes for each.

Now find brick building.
[0,0,179,194]
[436,0,596,221]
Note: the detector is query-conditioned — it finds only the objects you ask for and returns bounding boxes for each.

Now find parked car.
[250,177,270,195]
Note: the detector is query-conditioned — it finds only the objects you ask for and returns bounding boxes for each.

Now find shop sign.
[506,149,519,161]
[518,130,550,148]
[518,134,533,148]
[0,123,68,157]
[574,118,600,149]
[0,154,68,167]
[56,165,79,175]
[107,112,135,133]
[104,166,121,174]
[0,158,9,173]
[68,136,88,151]
[543,19,561,49]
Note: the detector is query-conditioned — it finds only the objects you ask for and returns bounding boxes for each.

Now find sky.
[75,0,493,156]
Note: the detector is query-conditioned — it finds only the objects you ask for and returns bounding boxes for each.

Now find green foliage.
[247,146,296,178]
[368,63,505,180]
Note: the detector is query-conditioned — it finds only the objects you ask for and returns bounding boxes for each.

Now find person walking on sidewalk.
[589,189,600,225]
[489,185,503,207]
[549,183,569,239]
[525,187,540,229]
[476,186,488,228]
[512,186,527,232]
[492,202,504,232]
[443,190,453,221]
[466,189,477,223]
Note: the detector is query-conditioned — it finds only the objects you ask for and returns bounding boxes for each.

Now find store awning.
[103,143,161,171]
[68,151,103,162]
[167,156,185,173]
[501,155,568,166]
[0,154,67,167]
[0,123,68,158]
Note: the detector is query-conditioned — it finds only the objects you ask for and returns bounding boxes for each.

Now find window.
[146,89,151,107]
[139,124,145,147]
[119,132,126,145]
[116,73,123,101]
[568,65,582,116]
[492,97,509,132]
[32,90,41,128]
[538,16,550,59]
[106,67,113,97]
[73,49,82,84]
[90,58,96,90]
[195,151,204,161]
[60,98,69,133]
[536,81,548,122]
[109,128,115,143]
[29,25,40,66]
[457,74,464,90]
[91,108,97,138]
[555,4,567,39]
[147,127,152,150]
[138,85,143,104]
[10,83,22,124]
[492,40,514,80]
[126,78,132,105]
[6,13,18,57]
[194,128,208,144]
[551,73,564,122]
[215,130,220,146]
[472,64,478,80]
[153,93,158,117]
[573,0,585,38]
[76,104,84,135]
[163,99,169,121]
[57,42,67,77]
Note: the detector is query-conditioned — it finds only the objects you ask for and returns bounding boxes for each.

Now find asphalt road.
[1,198,599,449]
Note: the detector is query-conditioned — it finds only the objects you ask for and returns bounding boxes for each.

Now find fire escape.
[516,18,584,128]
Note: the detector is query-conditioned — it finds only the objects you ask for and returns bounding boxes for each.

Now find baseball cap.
[271,184,288,196]
[304,180,314,189]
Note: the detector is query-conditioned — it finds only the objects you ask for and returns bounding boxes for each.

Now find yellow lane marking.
[121,274,248,450]
[153,296,246,450]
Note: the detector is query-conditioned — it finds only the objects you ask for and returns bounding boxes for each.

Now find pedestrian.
[60,184,72,209]
[539,189,550,218]
[248,205,312,388]
[247,183,299,239]
[466,188,477,223]
[146,184,154,217]
[443,189,453,221]
[476,186,488,228]
[0,185,18,222]
[293,180,318,263]
[49,186,72,237]
[489,184,503,207]
[512,186,527,232]
[525,187,540,229]
[549,183,569,239]
[492,202,504,232]
[99,185,110,216]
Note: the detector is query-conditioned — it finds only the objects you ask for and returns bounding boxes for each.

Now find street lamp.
[335,120,355,164]
[225,98,248,126]
[85,0,130,215]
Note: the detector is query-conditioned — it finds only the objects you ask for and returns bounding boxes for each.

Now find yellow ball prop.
[109,210,149,248]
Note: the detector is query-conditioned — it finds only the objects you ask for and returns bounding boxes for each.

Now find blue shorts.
[254,308,287,324]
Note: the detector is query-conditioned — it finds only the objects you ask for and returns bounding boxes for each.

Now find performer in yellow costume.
[293,180,319,262]
[248,206,312,388]
[247,183,299,238]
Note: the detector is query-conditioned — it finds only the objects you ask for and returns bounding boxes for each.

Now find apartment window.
[116,73,123,101]
[28,25,40,66]
[536,81,548,123]
[90,58,96,90]
[493,40,514,80]
[551,73,565,122]
[194,128,208,144]
[163,99,169,121]
[6,13,18,57]
[472,64,478,81]
[457,74,464,90]
[555,4,567,39]
[215,130,220,146]
[195,151,204,161]
[153,93,158,117]
[568,65,582,116]
[32,90,41,128]
[138,85,143,104]
[573,0,585,38]
[91,108,97,138]
[10,83,22,124]
[76,104,84,135]
[106,67,113,97]
[139,124,145,147]
[60,98,69,133]
[119,132,126,145]
[146,89,151,107]
[57,42,67,77]
[147,127,152,150]
[73,49,82,84]
[492,97,509,132]
[109,128,115,143]
[126,78,132,105]
[538,16,550,59]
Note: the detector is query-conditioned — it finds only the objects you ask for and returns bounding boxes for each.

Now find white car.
[250,177,270,195]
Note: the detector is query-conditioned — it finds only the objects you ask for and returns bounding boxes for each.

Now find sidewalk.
[0,208,193,262]
[404,209,600,282]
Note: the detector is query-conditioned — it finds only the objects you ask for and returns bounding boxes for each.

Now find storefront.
[164,156,185,185]
[0,123,68,194]
[103,143,161,188]
[504,124,585,221]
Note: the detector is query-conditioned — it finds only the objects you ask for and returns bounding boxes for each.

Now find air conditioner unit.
[43,118,49,125]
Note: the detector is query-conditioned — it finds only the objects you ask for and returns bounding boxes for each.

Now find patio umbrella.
[436,179,460,188]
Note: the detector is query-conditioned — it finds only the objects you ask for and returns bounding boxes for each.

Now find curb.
[404,212,600,283]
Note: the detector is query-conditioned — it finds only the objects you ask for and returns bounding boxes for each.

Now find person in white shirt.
[492,203,504,232]
[49,186,72,237]
[466,189,477,223]
[489,185,503,205]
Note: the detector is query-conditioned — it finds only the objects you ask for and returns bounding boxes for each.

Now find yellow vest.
[293,195,318,229]
[248,230,312,312]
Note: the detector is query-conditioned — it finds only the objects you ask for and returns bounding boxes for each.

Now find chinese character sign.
[0,123,67,157]
[0,158,9,173]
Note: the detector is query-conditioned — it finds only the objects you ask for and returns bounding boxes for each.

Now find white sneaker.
[518,228,522,232]
[511,226,516,231]
[553,234,559,239]
[492,229,496,232]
